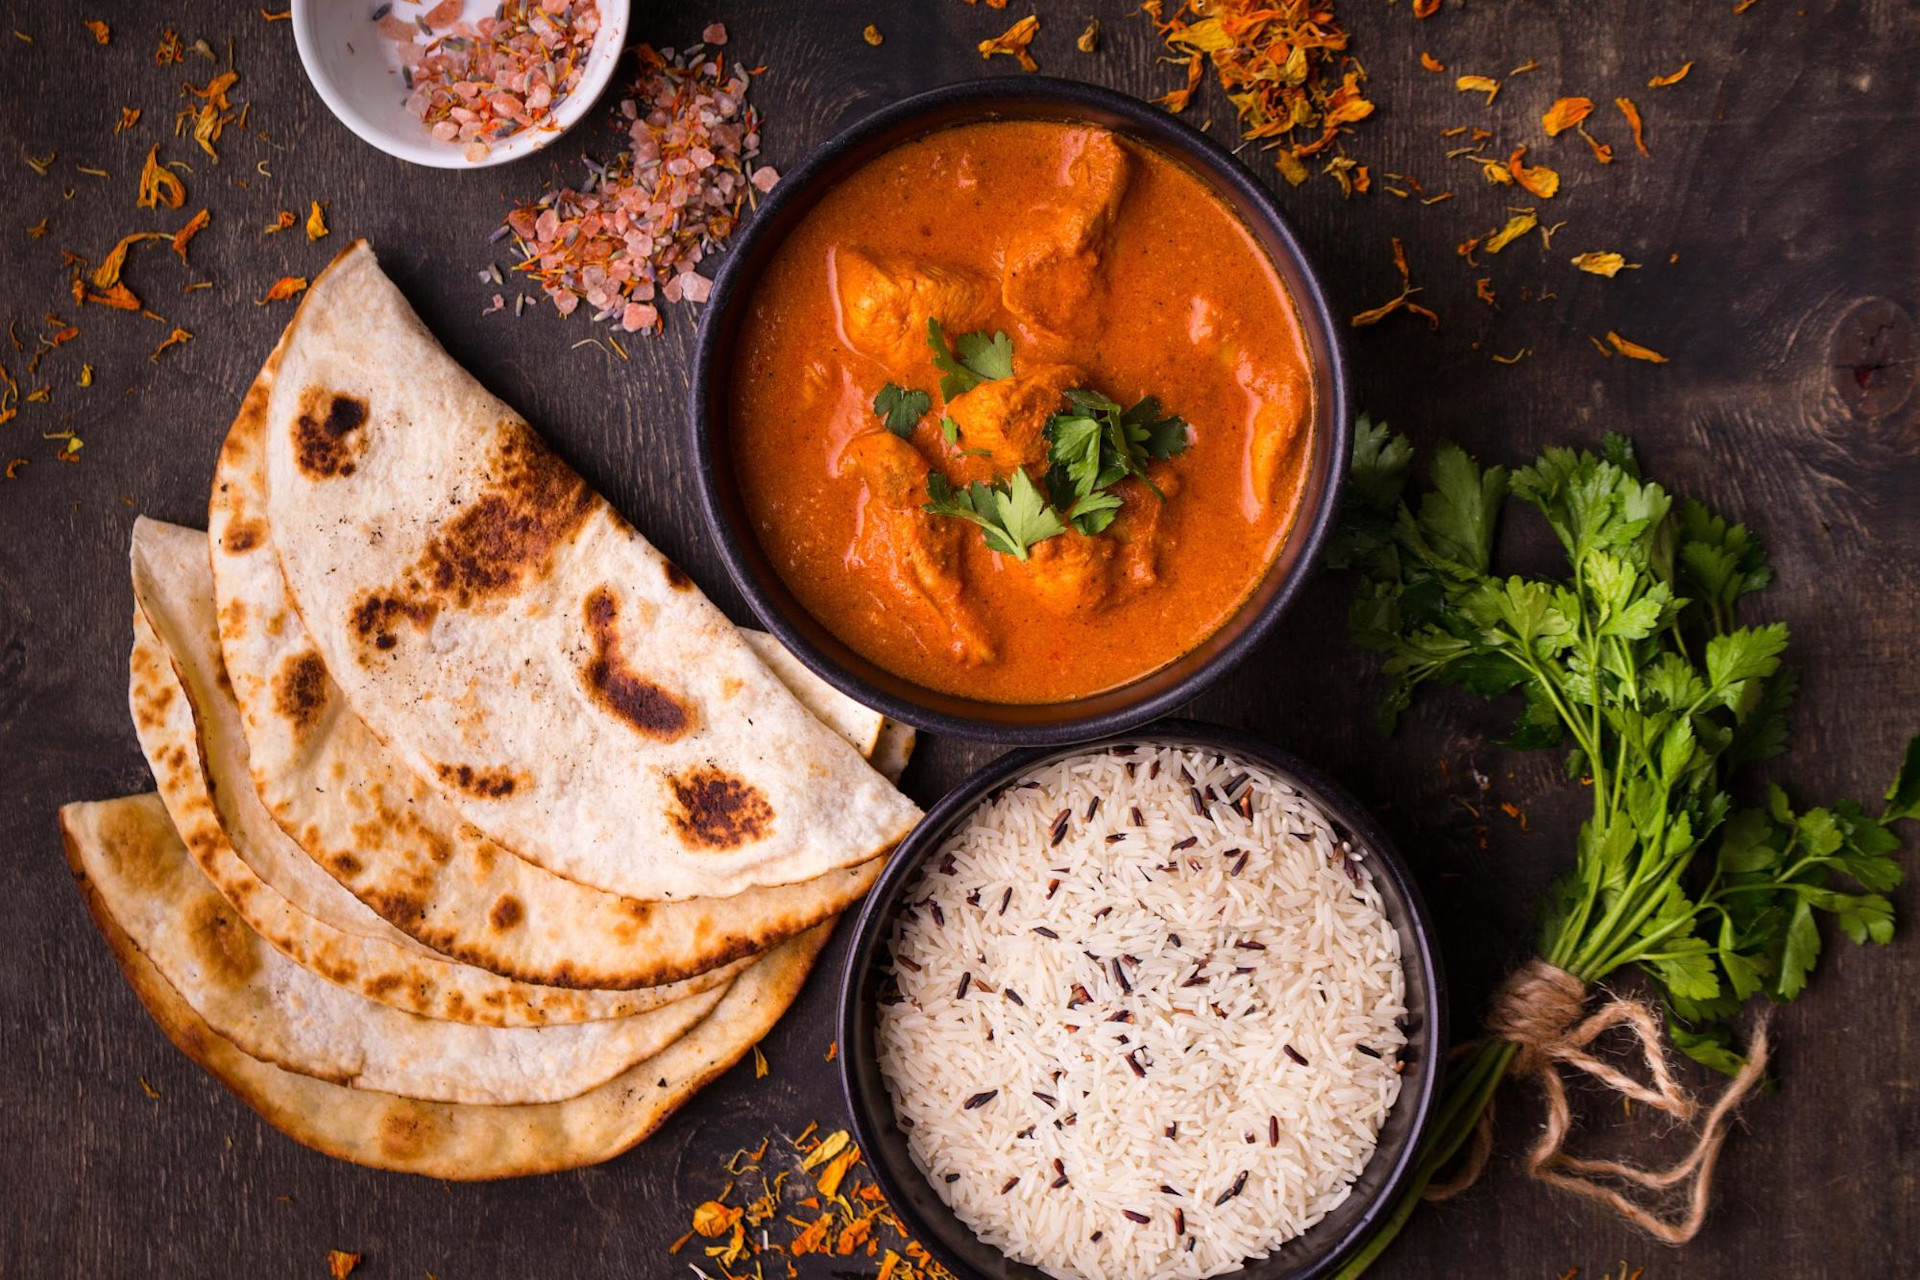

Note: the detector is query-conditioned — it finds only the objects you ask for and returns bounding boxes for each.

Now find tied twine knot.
[1424,958,1771,1244]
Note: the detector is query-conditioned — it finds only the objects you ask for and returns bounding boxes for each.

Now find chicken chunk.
[832,247,995,376]
[1248,372,1310,509]
[1020,528,1116,615]
[838,432,995,665]
[1115,466,1179,592]
[1001,129,1133,338]
[946,363,1084,472]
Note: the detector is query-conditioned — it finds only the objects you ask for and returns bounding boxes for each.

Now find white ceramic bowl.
[292,0,630,169]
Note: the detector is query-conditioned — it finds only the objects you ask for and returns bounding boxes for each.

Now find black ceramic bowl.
[691,78,1351,745]
[836,722,1446,1280]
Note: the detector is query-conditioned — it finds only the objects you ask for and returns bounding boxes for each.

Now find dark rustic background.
[2,1,1915,1276]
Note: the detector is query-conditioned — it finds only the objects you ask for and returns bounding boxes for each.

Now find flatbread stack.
[64,241,923,1177]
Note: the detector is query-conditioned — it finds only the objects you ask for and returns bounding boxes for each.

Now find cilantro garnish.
[1044,389,1190,533]
[872,383,931,438]
[927,318,1014,400]
[923,468,1065,560]
[1332,418,1917,1277]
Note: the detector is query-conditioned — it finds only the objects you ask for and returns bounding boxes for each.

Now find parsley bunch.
[1332,420,1917,1276]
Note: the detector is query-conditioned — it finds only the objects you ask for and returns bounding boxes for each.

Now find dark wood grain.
[2,1,1916,1276]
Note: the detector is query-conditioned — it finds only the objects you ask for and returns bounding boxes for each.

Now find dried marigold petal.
[114,106,141,134]
[1648,61,1693,88]
[91,231,163,288]
[1077,19,1099,53]
[1576,124,1614,164]
[306,200,329,240]
[1506,146,1560,198]
[325,1251,360,1280]
[255,276,309,304]
[1607,330,1668,362]
[1413,0,1441,15]
[978,15,1040,72]
[1571,251,1638,277]
[1455,74,1499,104]
[150,327,192,362]
[1484,209,1539,253]
[1420,52,1445,72]
[136,146,185,209]
[1616,96,1649,155]
[862,24,883,45]
[1476,277,1496,307]
[1541,96,1593,137]
[264,209,295,234]
[1154,53,1204,113]
[692,1201,742,1238]
[171,208,210,263]
[84,20,110,44]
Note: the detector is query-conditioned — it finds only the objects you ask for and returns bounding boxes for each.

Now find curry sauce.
[729,120,1314,704]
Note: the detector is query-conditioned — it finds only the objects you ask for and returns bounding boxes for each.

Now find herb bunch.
[1331,421,1917,1276]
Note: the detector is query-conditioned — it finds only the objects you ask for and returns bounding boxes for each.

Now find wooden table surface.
[3,2,1915,1276]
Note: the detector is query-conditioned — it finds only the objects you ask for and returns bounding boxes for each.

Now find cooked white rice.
[876,744,1407,1280]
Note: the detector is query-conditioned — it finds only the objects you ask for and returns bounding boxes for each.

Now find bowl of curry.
[693,78,1349,742]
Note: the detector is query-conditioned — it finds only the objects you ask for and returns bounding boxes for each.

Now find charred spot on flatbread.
[667,766,773,851]
[272,650,329,736]
[222,517,265,554]
[662,558,694,591]
[432,761,524,799]
[488,895,524,931]
[581,587,694,740]
[419,423,593,605]
[349,593,438,654]
[292,389,370,479]
[344,425,593,659]
[187,895,260,984]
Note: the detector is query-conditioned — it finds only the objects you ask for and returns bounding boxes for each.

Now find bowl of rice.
[838,723,1444,1280]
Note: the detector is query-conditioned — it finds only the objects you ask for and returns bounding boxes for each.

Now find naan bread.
[66,797,829,1178]
[211,375,895,989]
[258,241,919,899]
[60,793,725,1105]
[130,519,741,1025]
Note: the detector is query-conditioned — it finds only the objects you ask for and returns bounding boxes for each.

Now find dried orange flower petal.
[978,15,1040,72]
[306,200,329,241]
[1541,96,1593,137]
[1616,96,1649,155]
[1607,330,1668,362]
[862,24,883,46]
[1420,52,1445,72]
[1648,61,1693,88]
[150,327,192,362]
[1077,19,1099,53]
[136,146,185,209]
[1506,146,1560,198]
[255,276,309,304]
[84,19,110,44]
[1484,209,1539,253]
[1456,74,1499,104]
[1571,251,1639,276]
[172,208,210,263]
[325,1250,360,1279]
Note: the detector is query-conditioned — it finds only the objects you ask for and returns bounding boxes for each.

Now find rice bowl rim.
[836,720,1447,1280]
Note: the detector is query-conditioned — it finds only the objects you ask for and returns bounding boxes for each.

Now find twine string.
[1423,958,1772,1245]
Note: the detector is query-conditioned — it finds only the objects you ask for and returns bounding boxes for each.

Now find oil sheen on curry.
[729,120,1314,704]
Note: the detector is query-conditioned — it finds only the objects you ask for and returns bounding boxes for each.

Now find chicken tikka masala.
[729,120,1314,704]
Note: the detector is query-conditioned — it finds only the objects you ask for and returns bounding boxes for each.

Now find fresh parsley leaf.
[1886,736,1920,821]
[872,383,931,438]
[923,468,1064,560]
[1041,390,1190,521]
[1066,489,1125,536]
[955,329,1014,381]
[926,318,1014,400]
